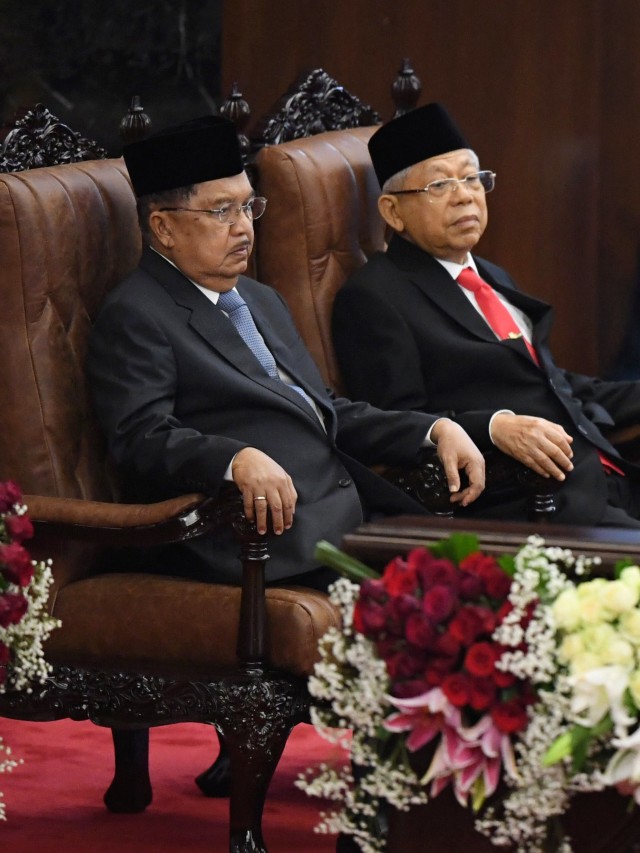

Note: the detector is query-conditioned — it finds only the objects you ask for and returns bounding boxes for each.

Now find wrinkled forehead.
[408,149,480,182]
[191,171,253,204]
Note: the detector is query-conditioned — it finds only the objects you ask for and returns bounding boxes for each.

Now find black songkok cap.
[368,103,471,188]
[123,115,244,197]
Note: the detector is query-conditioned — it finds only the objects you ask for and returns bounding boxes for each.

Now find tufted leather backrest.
[255,126,383,393]
[0,159,140,500]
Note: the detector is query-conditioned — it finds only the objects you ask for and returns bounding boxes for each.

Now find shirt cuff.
[489,409,515,445]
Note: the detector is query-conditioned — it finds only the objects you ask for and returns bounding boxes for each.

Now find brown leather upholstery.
[256,126,383,392]
[0,159,340,678]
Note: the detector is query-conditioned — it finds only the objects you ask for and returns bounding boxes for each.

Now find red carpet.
[0,718,346,852]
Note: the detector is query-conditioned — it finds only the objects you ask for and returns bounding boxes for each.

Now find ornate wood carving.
[257,68,380,147]
[0,665,310,731]
[0,103,107,173]
[384,449,560,521]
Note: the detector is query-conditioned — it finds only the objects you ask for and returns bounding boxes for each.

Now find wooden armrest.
[23,487,247,547]
[381,448,561,520]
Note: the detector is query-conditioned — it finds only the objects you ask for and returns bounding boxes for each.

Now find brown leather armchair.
[0,158,340,853]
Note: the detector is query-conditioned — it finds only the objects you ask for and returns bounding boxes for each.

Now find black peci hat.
[368,103,471,188]
[123,115,244,197]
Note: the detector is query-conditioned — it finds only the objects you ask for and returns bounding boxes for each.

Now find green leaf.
[430,533,480,563]
[498,554,516,577]
[314,540,380,581]
[542,731,573,766]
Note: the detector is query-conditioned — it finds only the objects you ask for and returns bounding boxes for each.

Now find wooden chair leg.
[104,727,153,813]
[195,728,231,797]
[225,722,291,853]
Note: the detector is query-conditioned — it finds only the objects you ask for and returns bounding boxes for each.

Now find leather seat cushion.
[45,573,340,678]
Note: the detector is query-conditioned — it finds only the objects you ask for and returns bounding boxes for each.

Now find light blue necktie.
[217,289,317,413]
[218,288,279,379]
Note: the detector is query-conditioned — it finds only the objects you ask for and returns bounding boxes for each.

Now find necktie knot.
[457,267,490,294]
[217,288,246,314]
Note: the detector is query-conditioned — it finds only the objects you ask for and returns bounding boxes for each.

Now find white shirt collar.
[434,253,479,281]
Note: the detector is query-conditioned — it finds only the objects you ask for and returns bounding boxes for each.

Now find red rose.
[360,578,388,604]
[405,611,436,649]
[482,566,512,601]
[4,513,34,543]
[493,667,517,688]
[432,630,461,659]
[459,552,496,577]
[0,481,22,513]
[0,640,10,665]
[442,672,472,707]
[384,593,421,632]
[491,698,529,733]
[354,599,386,635]
[449,605,488,645]
[469,676,497,711]
[458,571,483,600]
[381,557,419,597]
[465,641,500,678]
[395,650,427,680]
[412,554,458,590]
[0,591,28,628]
[0,542,34,587]
[392,679,431,698]
[422,584,457,623]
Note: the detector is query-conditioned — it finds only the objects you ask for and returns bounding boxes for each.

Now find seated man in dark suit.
[332,103,640,528]
[87,114,485,592]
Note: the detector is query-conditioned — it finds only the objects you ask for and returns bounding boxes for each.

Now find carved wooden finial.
[220,82,252,166]
[391,58,422,118]
[119,95,152,146]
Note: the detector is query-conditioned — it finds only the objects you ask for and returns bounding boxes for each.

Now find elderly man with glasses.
[332,103,640,528]
[87,114,485,591]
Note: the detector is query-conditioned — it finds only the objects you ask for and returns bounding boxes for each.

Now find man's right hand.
[231,447,297,536]
[490,413,574,480]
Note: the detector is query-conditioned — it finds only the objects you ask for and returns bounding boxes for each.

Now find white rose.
[602,580,639,615]
[552,588,581,630]
[621,566,640,594]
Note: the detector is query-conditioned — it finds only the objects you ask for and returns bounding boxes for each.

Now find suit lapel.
[139,249,328,429]
[386,236,553,365]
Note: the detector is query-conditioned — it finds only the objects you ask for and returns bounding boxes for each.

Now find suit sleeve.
[333,281,433,411]
[332,279,496,449]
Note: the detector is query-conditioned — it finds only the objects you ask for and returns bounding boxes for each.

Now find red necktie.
[457,267,539,365]
[457,267,624,476]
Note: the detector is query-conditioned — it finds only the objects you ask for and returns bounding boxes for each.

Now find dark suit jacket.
[332,234,640,525]
[87,246,434,583]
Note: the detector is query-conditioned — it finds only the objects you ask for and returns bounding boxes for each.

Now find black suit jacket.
[87,247,434,582]
[332,234,640,525]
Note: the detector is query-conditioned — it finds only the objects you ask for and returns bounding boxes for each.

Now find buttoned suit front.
[88,247,434,583]
[332,235,640,526]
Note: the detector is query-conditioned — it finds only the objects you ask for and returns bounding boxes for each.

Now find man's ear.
[149,211,174,248]
[378,194,405,233]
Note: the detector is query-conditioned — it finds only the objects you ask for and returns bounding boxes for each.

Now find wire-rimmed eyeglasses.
[392,171,496,202]
[158,196,268,225]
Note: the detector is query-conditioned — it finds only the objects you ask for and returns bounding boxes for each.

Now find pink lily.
[422,714,517,809]
[384,686,462,752]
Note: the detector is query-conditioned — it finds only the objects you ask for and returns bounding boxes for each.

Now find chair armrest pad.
[23,488,245,547]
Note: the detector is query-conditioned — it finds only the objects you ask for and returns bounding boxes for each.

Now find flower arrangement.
[297,533,640,852]
[0,480,59,820]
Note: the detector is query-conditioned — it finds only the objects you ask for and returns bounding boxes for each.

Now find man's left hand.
[430,418,485,506]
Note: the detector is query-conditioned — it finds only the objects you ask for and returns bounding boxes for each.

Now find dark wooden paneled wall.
[222,0,640,377]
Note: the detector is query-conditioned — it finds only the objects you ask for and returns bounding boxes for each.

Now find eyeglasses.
[392,171,496,202]
[158,196,268,225]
